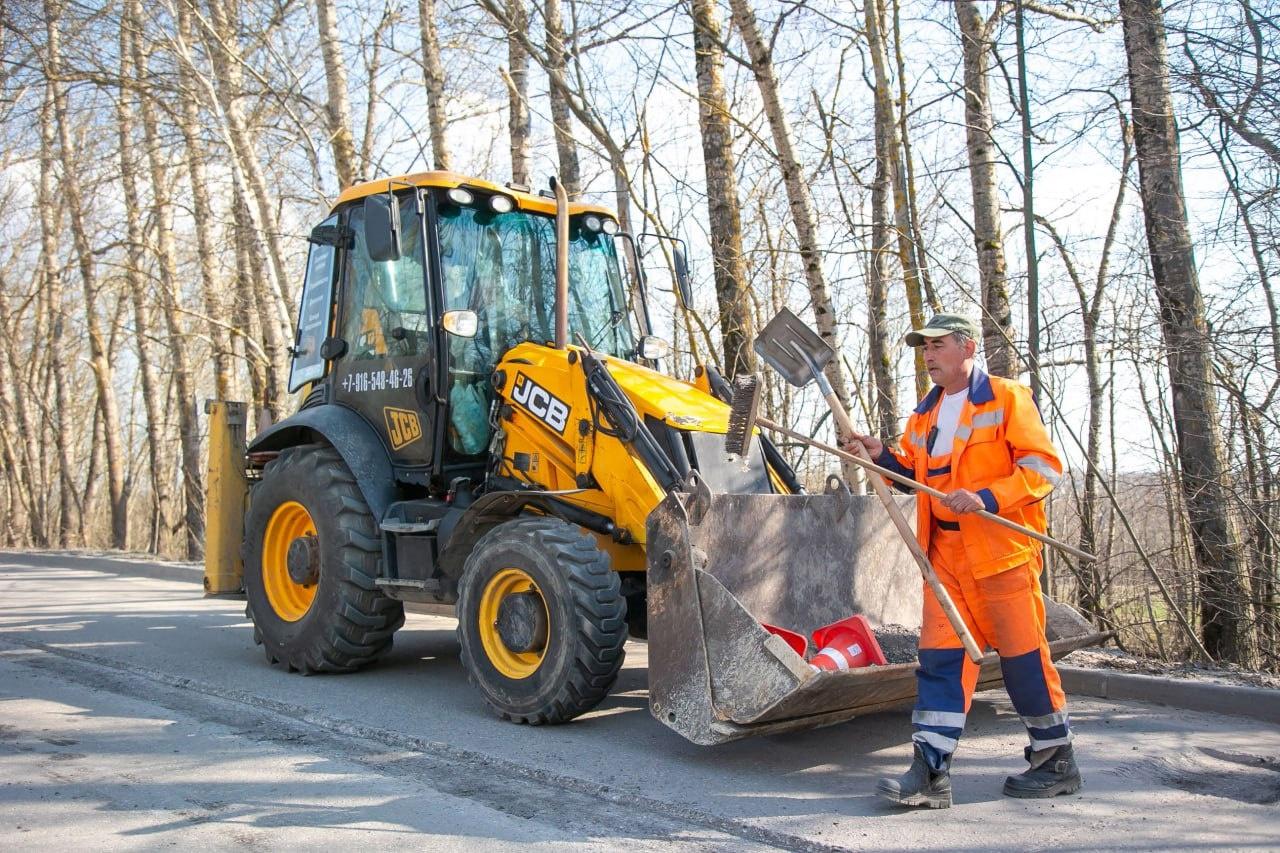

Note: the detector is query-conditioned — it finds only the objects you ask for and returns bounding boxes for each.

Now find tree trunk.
[545,0,580,194]
[866,0,927,397]
[38,86,75,548]
[728,0,863,476]
[314,0,359,186]
[854,1,899,438]
[955,1,1017,377]
[201,0,294,413]
[892,0,939,316]
[130,0,205,558]
[417,0,451,169]
[117,14,175,550]
[1120,0,1252,663]
[176,0,235,402]
[0,278,42,546]
[690,0,754,378]
[45,0,128,549]
[505,0,531,185]
[865,130,897,440]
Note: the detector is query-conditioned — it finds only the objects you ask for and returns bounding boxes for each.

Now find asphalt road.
[1,551,1277,851]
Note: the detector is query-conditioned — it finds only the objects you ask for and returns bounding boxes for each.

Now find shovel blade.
[753,307,836,388]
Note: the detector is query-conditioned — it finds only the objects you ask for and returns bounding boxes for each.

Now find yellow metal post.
[204,400,248,595]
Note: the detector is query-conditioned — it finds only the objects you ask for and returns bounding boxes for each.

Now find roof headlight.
[489,194,515,214]
[583,214,603,233]
[447,187,475,206]
[601,218,619,236]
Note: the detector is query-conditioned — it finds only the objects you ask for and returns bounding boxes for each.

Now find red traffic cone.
[809,614,887,671]
[762,622,808,657]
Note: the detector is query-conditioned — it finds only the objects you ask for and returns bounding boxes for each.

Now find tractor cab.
[289,173,671,493]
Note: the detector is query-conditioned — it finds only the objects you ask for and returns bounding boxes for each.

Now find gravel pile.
[874,624,919,664]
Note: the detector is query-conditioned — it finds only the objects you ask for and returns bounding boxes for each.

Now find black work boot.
[876,743,953,809]
[1003,743,1082,798]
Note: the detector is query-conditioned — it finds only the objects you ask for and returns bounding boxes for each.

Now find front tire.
[243,444,404,673]
[456,517,626,724]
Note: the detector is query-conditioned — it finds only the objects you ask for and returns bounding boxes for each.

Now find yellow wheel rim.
[478,568,549,679]
[262,501,318,622]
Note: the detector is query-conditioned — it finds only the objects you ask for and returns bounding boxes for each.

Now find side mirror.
[638,335,670,360]
[672,244,692,307]
[442,309,479,338]
[364,193,401,262]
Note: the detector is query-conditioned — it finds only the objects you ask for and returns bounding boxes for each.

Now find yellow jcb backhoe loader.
[211,172,1104,745]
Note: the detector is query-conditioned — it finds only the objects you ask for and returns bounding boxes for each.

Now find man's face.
[922,334,975,390]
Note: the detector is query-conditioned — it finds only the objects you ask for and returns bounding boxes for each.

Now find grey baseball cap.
[904,313,981,347]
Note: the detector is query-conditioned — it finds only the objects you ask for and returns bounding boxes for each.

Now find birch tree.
[315,0,360,186]
[418,0,451,169]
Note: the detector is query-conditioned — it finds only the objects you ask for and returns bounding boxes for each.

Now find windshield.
[437,202,636,361]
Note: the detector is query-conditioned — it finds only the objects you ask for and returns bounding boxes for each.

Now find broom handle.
[810,393,984,664]
[756,413,1096,564]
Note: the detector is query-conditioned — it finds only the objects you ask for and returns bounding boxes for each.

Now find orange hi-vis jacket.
[875,368,1064,578]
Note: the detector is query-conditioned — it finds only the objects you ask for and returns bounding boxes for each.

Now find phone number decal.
[341,367,414,394]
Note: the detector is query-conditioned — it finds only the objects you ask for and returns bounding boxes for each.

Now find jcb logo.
[384,407,423,450]
[511,374,569,434]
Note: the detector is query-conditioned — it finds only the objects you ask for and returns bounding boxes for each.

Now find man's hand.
[940,489,984,514]
[837,431,883,459]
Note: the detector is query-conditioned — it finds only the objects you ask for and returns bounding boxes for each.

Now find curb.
[1059,665,1280,726]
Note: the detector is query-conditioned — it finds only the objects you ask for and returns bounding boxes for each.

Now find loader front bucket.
[645,477,1108,745]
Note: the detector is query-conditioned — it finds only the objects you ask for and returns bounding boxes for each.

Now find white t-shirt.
[932,389,969,456]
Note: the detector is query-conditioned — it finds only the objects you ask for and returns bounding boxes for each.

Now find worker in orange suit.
[840,313,1079,809]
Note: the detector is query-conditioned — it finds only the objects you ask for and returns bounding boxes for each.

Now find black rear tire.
[456,516,626,724]
[243,444,404,673]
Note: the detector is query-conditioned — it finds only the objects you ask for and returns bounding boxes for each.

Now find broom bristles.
[724,373,762,457]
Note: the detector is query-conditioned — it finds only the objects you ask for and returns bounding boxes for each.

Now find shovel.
[742,308,984,663]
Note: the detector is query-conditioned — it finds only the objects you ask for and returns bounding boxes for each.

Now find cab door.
[332,193,440,476]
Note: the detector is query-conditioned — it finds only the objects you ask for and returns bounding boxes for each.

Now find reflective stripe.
[907,431,928,449]
[1022,710,1070,730]
[954,424,972,442]
[1017,455,1062,486]
[815,649,849,671]
[1030,732,1074,750]
[913,710,967,729]
[912,730,959,754]
[971,408,1005,429]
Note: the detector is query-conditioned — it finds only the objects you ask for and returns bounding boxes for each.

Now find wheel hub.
[496,591,548,653]
[286,534,320,586]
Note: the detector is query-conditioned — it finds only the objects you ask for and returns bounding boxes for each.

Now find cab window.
[342,197,428,360]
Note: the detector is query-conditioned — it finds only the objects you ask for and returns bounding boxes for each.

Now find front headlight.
[639,335,670,360]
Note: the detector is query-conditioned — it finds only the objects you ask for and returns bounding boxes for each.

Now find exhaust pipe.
[552,176,569,349]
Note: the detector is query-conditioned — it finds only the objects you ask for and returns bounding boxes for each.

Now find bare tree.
[955,0,1018,377]
[544,0,579,193]
[690,0,754,378]
[129,0,204,557]
[1120,0,1251,661]
[45,0,128,548]
[727,0,862,474]
[117,10,175,551]
[315,0,360,186]
[504,0,531,185]
[418,0,451,169]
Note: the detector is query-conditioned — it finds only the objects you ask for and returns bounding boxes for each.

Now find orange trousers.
[911,526,1072,769]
